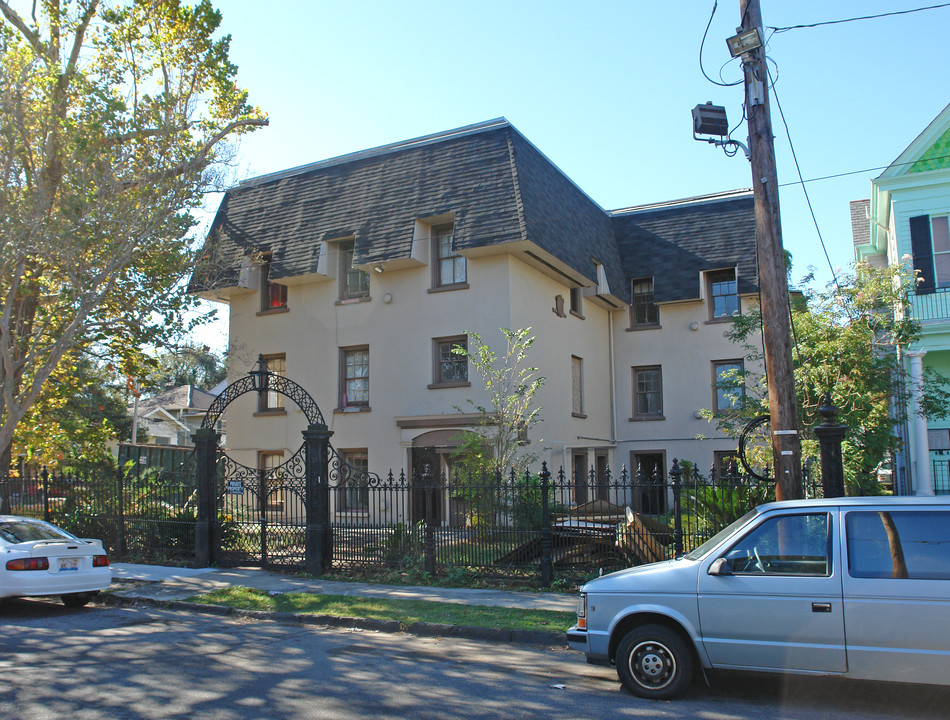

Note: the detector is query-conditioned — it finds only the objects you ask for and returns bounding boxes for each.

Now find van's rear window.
[846,510,950,580]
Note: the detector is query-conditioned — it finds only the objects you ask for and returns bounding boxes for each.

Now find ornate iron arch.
[201,355,325,430]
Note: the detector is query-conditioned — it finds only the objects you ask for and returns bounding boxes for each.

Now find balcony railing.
[911,288,950,321]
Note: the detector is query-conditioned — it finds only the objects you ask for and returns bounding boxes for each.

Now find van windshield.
[684,509,758,560]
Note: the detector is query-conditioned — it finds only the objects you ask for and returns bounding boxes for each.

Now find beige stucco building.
[191,120,760,517]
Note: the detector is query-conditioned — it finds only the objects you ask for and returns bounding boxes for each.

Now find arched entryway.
[193,356,333,573]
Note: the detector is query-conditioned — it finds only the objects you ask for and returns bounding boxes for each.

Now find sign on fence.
[227,480,244,495]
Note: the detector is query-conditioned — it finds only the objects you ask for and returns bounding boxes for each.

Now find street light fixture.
[726,27,762,57]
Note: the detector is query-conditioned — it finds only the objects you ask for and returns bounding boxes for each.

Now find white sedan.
[0,515,112,607]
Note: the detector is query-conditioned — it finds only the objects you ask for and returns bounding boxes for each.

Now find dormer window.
[434,225,466,288]
[707,269,738,320]
[339,240,369,301]
[260,255,287,312]
[631,277,659,328]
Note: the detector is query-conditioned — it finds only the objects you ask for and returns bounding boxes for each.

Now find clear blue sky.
[195,0,950,350]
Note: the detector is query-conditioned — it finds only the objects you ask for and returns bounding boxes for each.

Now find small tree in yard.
[718,263,950,495]
[450,328,545,528]
[0,0,267,471]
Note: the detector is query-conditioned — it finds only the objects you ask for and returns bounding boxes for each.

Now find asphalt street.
[2,598,949,720]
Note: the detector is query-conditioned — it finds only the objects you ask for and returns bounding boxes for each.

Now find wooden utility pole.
[739,0,803,499]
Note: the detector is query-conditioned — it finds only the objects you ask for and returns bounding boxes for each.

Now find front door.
[410,446,442,525]
[697,510,847,673]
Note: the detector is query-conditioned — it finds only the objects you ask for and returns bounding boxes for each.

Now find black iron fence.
[0,459,823,585]
[0,462,197,564]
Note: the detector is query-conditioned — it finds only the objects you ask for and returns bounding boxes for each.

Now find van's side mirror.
[708,558,732,576]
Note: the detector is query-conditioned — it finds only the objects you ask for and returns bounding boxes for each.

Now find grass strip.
[187,586,574,633]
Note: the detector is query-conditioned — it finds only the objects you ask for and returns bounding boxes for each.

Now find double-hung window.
[339,240,370,301]
[910,214,950,292]
[340,347,369,409]
[432,336,468,387]
[713,360,745,413]
[572,356,585,417]
[708,269,738,319]
[434,225,466,287]
[632,365,663,419]
[338,450,369,513]
[260,256,287,311]
[631,277,659,328]
[258,354,286,412]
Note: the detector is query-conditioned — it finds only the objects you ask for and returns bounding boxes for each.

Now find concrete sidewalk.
[106,564,577,647]
[109,563,578,612]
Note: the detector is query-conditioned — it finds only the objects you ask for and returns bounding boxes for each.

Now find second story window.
[632,365,663,420]
[570,287,584,318]
[713,360,745,413]
[631,277,659,328]
[708,269,738,320]
[431,336,469,387]
[258,354,286,412]
[435,225,466,287]
[339,240,369,301]
[572,356,585,418]
[260,256,287,312]
[340,347,369,409]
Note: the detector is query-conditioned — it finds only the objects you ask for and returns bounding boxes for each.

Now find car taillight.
[93,554,109,567]
[576,593,587,630]
[6,557,50,571]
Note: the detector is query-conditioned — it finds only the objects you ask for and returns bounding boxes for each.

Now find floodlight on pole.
[726,27,762,57]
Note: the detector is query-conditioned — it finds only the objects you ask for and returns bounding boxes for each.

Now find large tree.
[0,0,266,468]
[718,263,950,494]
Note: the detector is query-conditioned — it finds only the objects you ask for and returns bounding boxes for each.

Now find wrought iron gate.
[193,356,333,572]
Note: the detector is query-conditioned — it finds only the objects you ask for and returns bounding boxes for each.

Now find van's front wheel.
[616,624,693,699]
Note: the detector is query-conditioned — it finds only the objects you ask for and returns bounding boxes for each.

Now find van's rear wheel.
[616,624,693,699]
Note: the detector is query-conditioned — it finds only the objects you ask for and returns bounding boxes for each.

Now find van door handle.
[812,602,832,613]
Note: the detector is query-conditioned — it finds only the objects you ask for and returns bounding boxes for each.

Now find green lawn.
[187,586,575,633]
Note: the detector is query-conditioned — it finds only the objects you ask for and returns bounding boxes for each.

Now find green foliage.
[452,328,545,476]
[688,483,775,532]
[142,342,227,393]
[0,0,266,463]
[720,263,950,495]
[15,356,131,468]
[371,521,424,570]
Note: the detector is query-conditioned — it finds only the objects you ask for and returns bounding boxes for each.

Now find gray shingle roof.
[850,199,870,249]
[191,122,755,307]
[610,190,758,303]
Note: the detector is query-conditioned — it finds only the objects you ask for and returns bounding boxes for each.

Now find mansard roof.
[191,119,626,302]
[191,120,758,306]
[609,189,758,303]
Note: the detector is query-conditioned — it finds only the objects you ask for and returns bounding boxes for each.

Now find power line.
[766,63,843,295]
[778,153,950,188]
[769,2,950,33]
[700,1,743,88]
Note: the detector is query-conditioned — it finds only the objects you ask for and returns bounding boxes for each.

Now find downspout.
[608,310,617,448]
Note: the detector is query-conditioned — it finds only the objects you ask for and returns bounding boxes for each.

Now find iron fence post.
[670,459,683,556]
[116,465,126,558]
[192,427,220,566]
[540,462,552,587]
[423,464,436,575]
[813,393,848,498]
[304,423,334,575]
[42,467,50,522]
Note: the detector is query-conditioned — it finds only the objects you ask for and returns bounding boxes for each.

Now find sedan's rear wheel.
[62,591,97,608]
[616,624,694,699]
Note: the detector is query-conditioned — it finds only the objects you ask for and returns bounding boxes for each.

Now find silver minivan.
[566,497,950,699]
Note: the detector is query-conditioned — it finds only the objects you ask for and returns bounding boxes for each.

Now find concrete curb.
[102,593,566,648]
